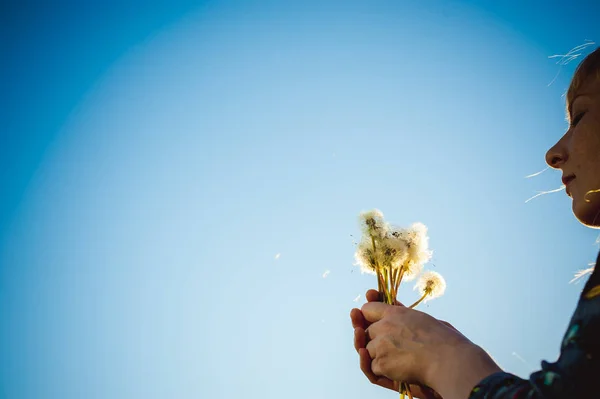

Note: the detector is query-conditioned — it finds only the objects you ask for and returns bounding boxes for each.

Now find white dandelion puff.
[322,270,331,278]
[274,253,281,260]
[413,271,446,302]
[379,233,409,270]
[359,209,389,239]
[402,260,424,282]
[354,237,379,275]
[353,294,361,302]
[392,222,432,273]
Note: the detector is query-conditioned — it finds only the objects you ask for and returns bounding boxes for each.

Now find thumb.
[361,302,393,323]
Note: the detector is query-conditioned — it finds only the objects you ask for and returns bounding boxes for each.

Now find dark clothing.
[469,252,600,399]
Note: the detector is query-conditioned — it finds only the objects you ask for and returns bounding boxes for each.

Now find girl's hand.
[350,290,442,399]
[351,290,501,399]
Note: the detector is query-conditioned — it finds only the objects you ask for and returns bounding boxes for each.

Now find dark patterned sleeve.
[469,260,600,399]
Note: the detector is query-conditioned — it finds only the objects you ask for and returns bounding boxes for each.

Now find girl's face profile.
[546,77,600,227]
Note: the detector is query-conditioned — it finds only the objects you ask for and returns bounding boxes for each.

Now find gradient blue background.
[1,1,599,398]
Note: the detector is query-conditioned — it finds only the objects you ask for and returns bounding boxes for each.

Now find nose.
[545,136,568,169]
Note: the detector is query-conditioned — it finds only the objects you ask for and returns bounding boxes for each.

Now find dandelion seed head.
[414,271,446,301]
[379,234,409,270]
[403,260,424,281]
[393,222,432,266]
[354,238,379,275]
[359,209,389,239]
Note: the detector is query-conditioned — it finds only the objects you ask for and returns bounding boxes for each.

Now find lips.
[562,175,576,196]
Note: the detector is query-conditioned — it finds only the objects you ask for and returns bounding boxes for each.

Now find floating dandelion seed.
[274,253,281,260]
[410,271,446,308]
[353,294,361,302]
[511,352,533,370]
[322,270,331,278]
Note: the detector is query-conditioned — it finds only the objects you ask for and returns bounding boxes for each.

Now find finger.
[361,352,437,397]
[360,348,435,396]
[366,289,406,307]
[365,335,379,359]
[370,355,386,378]
[358,348,395,390]
[361,301,397,323]
[354,328,367,352]
[350,308,367,329]
[365,289,381,302]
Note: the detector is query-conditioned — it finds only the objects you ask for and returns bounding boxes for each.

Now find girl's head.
[546,47,600,227]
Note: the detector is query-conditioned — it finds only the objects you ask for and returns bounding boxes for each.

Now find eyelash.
[571,111,586,127]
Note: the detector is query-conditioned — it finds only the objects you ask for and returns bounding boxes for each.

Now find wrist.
[429,342,502,399]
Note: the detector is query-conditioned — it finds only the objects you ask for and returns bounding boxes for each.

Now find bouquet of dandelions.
[354,209,446,399]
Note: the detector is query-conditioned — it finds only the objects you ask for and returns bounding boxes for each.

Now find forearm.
[431,343,502,399]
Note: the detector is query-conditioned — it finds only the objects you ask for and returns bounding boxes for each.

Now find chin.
[573,198,600,228]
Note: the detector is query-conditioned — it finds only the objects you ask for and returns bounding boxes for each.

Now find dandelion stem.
[399,382,413,399]
[387,267,394,304]
[390,270,397,304]
[394,266,405,296]
[377,269,386,293]
[370,235,385,295]
[409,290,430,309]
[384,266,389,288]
[391,267,400,300]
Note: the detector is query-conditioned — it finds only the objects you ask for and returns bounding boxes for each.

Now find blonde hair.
[566,46,600,120]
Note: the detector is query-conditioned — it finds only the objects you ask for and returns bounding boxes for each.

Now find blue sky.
[1,1,599,398]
